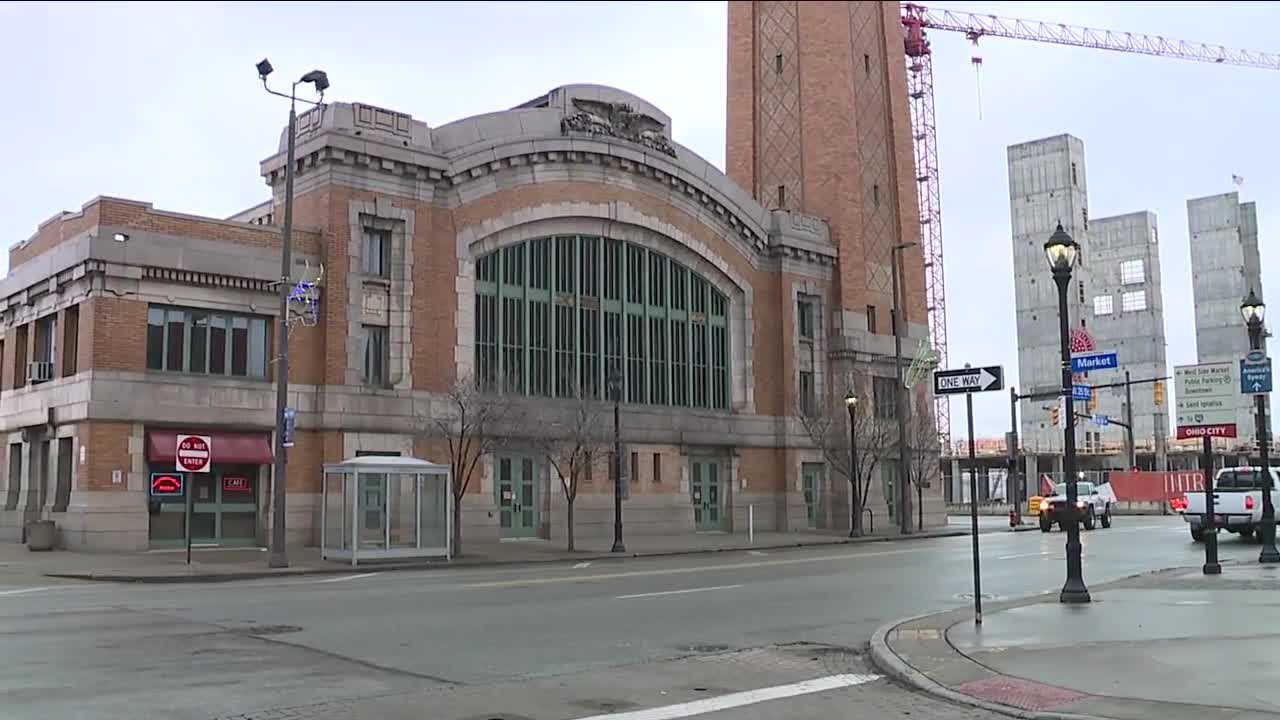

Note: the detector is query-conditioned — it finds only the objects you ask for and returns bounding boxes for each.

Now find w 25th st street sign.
[934,366,1004,395]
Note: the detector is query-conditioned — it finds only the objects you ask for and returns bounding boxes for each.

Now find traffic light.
[1087,392,1098,415]
[1050,405,1060,427]
[1154,380,1165,407]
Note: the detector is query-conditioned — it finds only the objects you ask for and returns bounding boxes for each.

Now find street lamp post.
[845,392,861,537]
[608,366,625,553]
[257,59,329,569]
[891,241,916,535]
[1242,290,1279,563]
[1045,223,1091,604]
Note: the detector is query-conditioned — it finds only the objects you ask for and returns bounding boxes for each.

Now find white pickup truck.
[1184,466,1280,542]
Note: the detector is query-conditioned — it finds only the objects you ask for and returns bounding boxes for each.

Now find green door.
[690,458,725,531]
[497,456,539,538]
[183,467,259,547]
[802,463,824,529]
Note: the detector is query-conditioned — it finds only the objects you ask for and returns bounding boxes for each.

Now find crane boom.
[900,3,1278,444]
[909,4,1280,71]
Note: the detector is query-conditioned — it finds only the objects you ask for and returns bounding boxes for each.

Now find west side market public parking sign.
[175,434,213,473]
[1175,362,1238,439]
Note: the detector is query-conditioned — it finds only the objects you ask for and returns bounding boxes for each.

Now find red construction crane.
[899,3,1279,440]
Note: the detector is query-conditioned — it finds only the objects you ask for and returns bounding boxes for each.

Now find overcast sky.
[1,1,1276,438]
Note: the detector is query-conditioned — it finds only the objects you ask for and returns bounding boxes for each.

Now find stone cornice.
[265,132,838,268]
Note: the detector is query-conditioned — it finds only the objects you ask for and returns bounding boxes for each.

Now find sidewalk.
[871,562,1280,720]
[1,522,1033,584]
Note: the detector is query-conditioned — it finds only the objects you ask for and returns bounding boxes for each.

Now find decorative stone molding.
[560,98,678,158]
[346,200,415,390]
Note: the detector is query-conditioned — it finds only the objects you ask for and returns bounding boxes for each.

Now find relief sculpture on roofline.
[560,98,678,158]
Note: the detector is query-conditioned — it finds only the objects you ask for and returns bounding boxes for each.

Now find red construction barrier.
[1106,471,1205,503]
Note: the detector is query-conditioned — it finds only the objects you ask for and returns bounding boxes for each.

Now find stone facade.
[0,81,945,551]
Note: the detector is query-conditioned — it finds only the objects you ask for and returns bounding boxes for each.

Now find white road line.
[312,572,381,583]
[1176,600,1213,605]
[616,584,742,600]
[570,672,881,720]
[0,586,61,596]
[573,562,593,569]
[747,550,767,556]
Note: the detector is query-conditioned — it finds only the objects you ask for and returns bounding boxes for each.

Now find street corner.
[870,610,1104,720]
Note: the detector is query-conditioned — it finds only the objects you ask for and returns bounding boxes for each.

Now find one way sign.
[933,366,1005,395]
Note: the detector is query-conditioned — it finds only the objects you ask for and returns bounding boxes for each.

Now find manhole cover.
[954,592,1001,601]
[239,624,303,636]
[677,643,732,654]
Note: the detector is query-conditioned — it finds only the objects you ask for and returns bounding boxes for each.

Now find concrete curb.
[44,525,1036,584]
[867,566,1187,720]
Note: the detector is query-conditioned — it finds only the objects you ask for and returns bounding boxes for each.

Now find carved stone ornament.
[560,98,678,158]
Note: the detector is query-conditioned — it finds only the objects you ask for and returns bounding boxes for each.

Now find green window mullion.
[598,235,606,398]
[706,285,716,409]
[641,248,649,405]
[495,250,505,389]
[523,241,531,394]
[619,244,628,402]
[665,258,673,407]
[572,236,580,398]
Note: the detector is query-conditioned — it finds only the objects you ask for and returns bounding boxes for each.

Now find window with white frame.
[1093,295,1114,316]
[1119,259,1144,285]
[1121,290,1147,312]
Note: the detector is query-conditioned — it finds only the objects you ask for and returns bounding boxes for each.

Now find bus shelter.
[321,455,452,565]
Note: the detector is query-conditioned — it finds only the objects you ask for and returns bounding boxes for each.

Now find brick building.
[0,75,942,550]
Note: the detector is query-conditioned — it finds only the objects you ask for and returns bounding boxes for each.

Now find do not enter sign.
[175,434,212,473]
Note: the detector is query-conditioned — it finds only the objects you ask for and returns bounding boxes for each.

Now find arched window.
[474,235,729,410]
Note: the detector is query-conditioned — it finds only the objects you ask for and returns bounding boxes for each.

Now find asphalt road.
[0,515,1255,720]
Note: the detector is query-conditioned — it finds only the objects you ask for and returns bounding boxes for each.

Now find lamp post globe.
[1242,289,1265,326]
[1044,223,1079,274]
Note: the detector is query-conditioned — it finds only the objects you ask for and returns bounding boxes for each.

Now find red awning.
[145,429,274,465]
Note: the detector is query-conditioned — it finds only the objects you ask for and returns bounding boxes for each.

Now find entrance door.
[497,456,539,538]
[802,463,824,529]
[690,458,725,531]
[178,467,260,547]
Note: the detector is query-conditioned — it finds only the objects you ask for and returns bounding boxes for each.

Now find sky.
[0,1,1276,438]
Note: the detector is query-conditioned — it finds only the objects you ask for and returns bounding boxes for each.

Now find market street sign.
[1071,352,1119,373]
[933,366,1004,395]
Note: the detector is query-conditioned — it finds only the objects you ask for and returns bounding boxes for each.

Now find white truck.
[1038,480,1115,532]
[1183,466,1280,542]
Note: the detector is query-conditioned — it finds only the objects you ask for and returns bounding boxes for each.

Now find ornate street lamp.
[1241,290,1279,563]
[845,392,861,537]
[1044,223,1090,603]
[607,366,625,553]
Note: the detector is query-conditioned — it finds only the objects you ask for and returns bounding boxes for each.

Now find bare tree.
[797,390,894,536]
[532,386,611,551]
[429,377,523,555]
[904,411,943,531]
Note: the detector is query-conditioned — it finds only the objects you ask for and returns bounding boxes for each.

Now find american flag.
[1232,174,1245,186]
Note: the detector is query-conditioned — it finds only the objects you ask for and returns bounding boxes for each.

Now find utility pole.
[256,59,328,569]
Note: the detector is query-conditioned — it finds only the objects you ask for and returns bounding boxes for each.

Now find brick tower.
[727,0,925,325]
[727,0,937,528]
